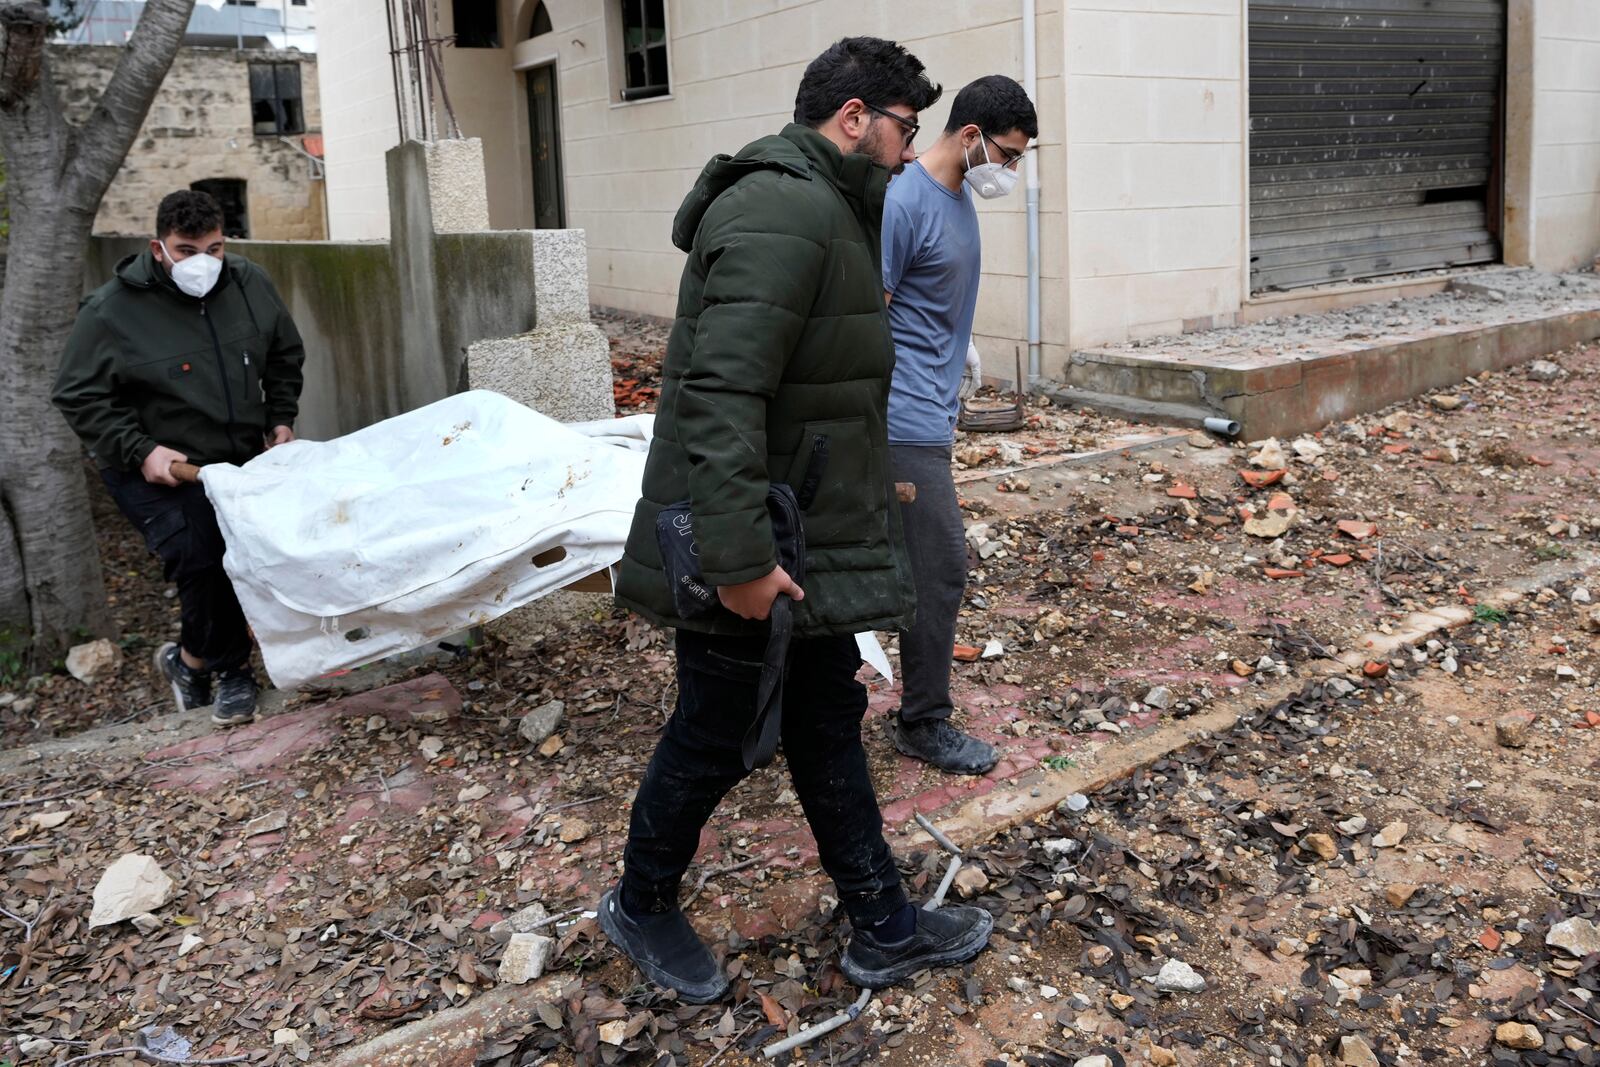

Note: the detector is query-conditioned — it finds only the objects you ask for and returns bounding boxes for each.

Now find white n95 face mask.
[963,137,1019,200]
[162,242,223,298]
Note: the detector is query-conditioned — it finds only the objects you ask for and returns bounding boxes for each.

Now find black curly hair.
[945,74,1038,139]
[793,36,942,128]
[156,190,224,240]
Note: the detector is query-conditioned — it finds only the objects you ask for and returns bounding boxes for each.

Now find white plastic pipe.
[1022,0,1042,386]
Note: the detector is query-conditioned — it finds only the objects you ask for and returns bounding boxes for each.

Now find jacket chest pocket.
[125,347,215,392]
[785,417,883,549]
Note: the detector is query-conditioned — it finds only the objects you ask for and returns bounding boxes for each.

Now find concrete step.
[1051,270,1600,439]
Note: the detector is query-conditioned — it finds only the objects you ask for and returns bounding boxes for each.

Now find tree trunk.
[0,0,196,667]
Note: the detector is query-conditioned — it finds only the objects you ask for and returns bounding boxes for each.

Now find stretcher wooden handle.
[171,461,203,483]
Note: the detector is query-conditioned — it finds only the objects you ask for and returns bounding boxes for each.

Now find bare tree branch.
[68,0,196,205]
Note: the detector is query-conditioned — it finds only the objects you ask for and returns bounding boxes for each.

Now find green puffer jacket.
[614,123,916,637]
[53,250,305,471]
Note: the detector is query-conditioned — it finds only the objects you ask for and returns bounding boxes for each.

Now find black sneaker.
[596,886,729,1003]
[840,903,994,989]
[155,642,210,713]
[211,667,259,727]
[894,717,999,775]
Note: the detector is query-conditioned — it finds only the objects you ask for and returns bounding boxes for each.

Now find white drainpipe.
[1022,0,1042,386]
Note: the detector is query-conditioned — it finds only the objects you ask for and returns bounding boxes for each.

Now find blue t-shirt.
[882,161,982,446]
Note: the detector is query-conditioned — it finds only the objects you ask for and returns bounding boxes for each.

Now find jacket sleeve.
[676,179,827,587]
[51,303,158,471]
[259,273,306,429]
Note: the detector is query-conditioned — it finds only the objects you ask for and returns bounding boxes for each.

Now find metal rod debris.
[913,811,964,857]
[927,855,962,911]
[762,987,872,1059]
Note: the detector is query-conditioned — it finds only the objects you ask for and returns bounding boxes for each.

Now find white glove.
[959,340,982,399]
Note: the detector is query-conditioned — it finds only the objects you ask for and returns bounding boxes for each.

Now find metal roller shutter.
[1248,0,1505,292]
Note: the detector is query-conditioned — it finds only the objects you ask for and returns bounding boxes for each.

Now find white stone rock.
[1527,360,1564,382]
[65,638,120,685]
[489,902,551,941]
[1339,1034,1379,1067]
[178,932,205,957]
[1143,686,1173,710]
[1042,838,1079,859]
[273,1028,299,1046]
[27,810,72,830]
[1571,586,1592,605]
[498,932,555,984]
[1250,438,1289,470]
[1074,1056,1111,1067]
[1039,984,1059,999]
[981,638,1005,660]
[89,854,175,928]
[131,912,161,935]
[457,784,490,803]
[1547,917,1600,958]
[1291,437,1326,461]
[17,1037,55,1059]
[519,700,565,745]
[1150,959,1206,993]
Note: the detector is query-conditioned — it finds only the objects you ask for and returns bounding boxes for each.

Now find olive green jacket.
[614,123,916,637]
[53,250,305,471]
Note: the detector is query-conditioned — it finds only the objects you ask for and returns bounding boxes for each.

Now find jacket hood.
[115,248,242,298]
[671,123,889,252]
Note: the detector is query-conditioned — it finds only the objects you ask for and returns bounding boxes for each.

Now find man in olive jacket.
[603,38,993,1002]
[53,189,305,727]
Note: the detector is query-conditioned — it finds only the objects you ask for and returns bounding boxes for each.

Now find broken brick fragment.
[952,644,981,663]
[1337,520,1378,540]
[1167,483,1198,500]
[1239,469,1285,488]
[1264,567,1304,580]
[1363,661,1390,678]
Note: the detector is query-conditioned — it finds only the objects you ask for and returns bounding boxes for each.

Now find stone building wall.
[49,44,326,240]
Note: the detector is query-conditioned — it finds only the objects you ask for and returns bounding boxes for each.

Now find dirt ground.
[2,336,1598,1067]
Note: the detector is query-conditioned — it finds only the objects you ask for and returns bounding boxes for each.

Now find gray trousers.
[890,444,966,723]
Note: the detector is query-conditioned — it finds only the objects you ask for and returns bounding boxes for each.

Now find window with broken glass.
[619,0,668,102]
[249,62,305,136]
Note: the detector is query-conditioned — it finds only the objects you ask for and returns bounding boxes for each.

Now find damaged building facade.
[317,0,1600,383]
[52,41,326,241]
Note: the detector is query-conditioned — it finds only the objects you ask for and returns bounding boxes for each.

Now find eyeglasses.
[863,102,919,148]
[982,131,1029,171]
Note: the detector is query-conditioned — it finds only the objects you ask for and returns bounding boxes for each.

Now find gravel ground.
[2,339,1597,1067]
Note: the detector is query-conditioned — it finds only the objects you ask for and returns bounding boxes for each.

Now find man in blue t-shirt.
[882,75,1036,775]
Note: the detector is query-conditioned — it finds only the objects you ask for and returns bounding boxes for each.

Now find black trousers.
[622,629,908,928]
[102,468,252,672]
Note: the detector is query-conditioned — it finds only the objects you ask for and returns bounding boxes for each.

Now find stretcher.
[176,391,893,690]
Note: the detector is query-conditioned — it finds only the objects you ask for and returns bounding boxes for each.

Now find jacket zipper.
[200,302,236,424]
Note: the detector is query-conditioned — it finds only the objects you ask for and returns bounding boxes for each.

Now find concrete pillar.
[464,229,615,423]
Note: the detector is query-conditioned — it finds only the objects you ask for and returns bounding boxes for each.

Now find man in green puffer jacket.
[53,189,305,728]
[601,37,993,1003]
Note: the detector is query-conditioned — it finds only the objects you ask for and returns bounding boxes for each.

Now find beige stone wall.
[51,44,325,240]
[1532,0,1600,272]
[1062,0,1245,351]
[319,0,397,241]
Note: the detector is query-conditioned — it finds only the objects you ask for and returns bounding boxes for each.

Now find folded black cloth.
[654,437,830,771]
